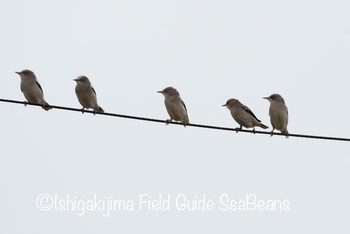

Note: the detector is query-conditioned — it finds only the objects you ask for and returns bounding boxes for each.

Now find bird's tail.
[259,123,269,129]
[97,106,105,113]
[42,101,52,111]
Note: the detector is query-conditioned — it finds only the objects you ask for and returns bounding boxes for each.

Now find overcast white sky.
[1,0,350,233]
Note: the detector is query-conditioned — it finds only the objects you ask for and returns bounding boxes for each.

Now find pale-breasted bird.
[223,98,268,133]
[264,94,289,136]
[158,87,189,126]
[15,69,52,111]
[74,75,104,113]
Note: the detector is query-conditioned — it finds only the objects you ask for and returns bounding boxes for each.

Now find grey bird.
[15,69,52,111]
[158,87,189,126]
[223,98,268,133]
[264,94,289,136]
[74,75,104,113]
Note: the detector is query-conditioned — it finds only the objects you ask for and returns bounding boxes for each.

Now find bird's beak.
[73,79,77,82]
[157,91,162,94]
[222,104,226,107]
[15,71,20,75]
[263,97,269,100]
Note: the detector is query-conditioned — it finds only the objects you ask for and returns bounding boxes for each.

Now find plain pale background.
[1,0,349,233]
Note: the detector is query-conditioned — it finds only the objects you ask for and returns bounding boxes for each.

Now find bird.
[74,75,104,114]
[264,94,289,136]
[158,87,189,126]
[15,69,52,111]
[223,98,268,133]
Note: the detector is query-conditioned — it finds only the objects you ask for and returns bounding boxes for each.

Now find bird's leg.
[23,101,28,107]
[270,129,274,137]
[93,110,96,115]
[253,127,256,134]
[81,108,85,114]
[235,126,242,133]
[165,118,172,125]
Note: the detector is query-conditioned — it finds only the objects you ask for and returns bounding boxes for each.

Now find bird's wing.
[182,100,187,112]
[242,105,261,122]
[91,86,97,95]
[36,80,44,94]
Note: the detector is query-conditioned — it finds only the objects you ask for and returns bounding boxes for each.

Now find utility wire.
[1,98,349,142]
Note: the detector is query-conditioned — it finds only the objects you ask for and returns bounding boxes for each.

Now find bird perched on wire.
[223,98,268,133]
[15,69,52,111]
[264,94,289,136]
[158,87,189,126]
[74,75,104,114]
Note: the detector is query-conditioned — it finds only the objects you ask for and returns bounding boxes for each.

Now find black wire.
[1,98,349,142]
